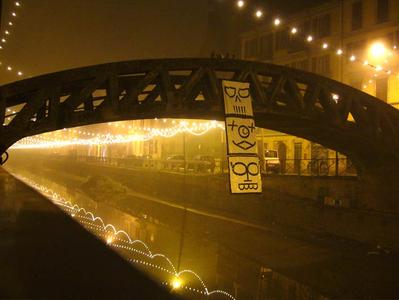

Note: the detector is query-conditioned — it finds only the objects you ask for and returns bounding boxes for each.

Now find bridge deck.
[0,168,175,299]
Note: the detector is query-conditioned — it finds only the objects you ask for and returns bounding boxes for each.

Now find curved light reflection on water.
[15,175,236,300]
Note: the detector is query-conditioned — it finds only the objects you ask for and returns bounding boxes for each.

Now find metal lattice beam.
[1,58,399,173]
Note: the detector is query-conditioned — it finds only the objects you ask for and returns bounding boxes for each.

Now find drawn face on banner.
[228,156,262,193]
[225,117,257,155]
[222,80,253,117]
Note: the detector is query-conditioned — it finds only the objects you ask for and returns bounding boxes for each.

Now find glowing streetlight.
[255,9,263,18]
[306,35,313,42]
[291,27,297,34]
[336,49,343,55]
[237,0,245,8]
[322,43,328,49]
[369,42,386,59]
[350,55,356,62]
[274,18,281,26]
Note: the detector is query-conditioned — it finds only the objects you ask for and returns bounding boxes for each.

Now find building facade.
[240,0,399,175]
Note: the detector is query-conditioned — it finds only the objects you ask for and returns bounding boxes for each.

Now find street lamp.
[369,42,386,59]
[237,0,245,8]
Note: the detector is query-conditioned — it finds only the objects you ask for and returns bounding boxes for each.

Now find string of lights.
[15,174,236,299]
[11,120,225,149]
[0,1,25,78]
[233,0,398,86]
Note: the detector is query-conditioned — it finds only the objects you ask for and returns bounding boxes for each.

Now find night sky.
[0,0,329,83]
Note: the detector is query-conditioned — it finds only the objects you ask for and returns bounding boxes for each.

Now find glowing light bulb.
[307,35,313,42]
[5,30,9,35]
[171,277,182,290]
[274,18,281,26]
[291,27,297,34]
[8,22,13,26]
[17,71,23,76]
[336,49,343,55]
[369,42,386,59]
[15,1,20,6]
[322,43,328,49]
[7,66,12,71]
[350,55,356,62]
[11,12,16,17]
[237,0,245,8]
[106,236,114,244]
[255,9,263,18]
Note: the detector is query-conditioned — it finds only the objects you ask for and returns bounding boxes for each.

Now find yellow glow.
[291,27,297,34]
[237,0,244,8]
[322,43,328,49]
[369,42,386,59]
[336,49,343,55]
[255,10,263,18]
[171,277,182,290]
[106,236,114,245]
[306,35,313,42]
[274,18,281,26]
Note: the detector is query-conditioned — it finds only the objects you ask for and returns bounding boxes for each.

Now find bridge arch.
[1,58,399,208]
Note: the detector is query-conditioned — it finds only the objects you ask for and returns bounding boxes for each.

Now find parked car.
[263,150,280,174]
[193,155,216,173]
[165,154,185,170]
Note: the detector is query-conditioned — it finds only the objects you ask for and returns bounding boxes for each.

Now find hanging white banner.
[222,80,254,117]
[228,156,262,194]
[225,117,257,155]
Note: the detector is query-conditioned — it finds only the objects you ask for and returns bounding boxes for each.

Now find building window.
[376,77,388,101]
[311,55,330,77]
[244,38,258,58]
[318,14,331,38]
[275,29,289,51]
[351,1,363,31]
[259,34,273,60]
[376,0,389,24]
[346,40,366,58]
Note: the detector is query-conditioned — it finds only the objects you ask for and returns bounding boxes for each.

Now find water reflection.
[7,163,328,300]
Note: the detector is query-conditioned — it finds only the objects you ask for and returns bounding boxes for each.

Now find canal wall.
[7,154,399,251]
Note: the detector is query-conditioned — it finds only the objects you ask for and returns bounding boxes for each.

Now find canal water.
[5,157,330,300]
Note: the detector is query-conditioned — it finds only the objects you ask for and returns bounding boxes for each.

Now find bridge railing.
[70,155,357,177]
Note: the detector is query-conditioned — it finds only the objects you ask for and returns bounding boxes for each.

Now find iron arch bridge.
[1,58,399,176]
